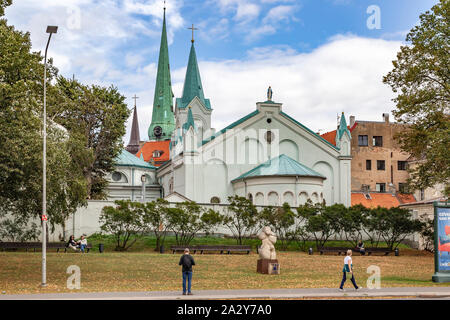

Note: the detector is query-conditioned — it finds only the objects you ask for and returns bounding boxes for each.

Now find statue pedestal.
[257,259,280,275]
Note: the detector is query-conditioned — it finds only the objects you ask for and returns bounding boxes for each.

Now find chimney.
[350,116,355,127]
[382,113,389,124]
[388,183,396,196]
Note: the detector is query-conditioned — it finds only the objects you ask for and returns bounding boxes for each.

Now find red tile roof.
[136,140,170,167]
[320,123,357,146]
[351,192,416,209]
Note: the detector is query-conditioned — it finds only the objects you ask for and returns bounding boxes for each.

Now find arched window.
[112,171,122,182]
[210,197,220,204]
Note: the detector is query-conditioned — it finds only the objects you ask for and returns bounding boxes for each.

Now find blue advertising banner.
[437,206,450,272]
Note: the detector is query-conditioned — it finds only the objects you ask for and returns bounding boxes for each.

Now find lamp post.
[141,174,147,203]
[42,25,58,287]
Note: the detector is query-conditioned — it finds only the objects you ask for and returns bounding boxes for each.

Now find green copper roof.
[148,9,175,141]
[231,154,326,182]
[176,42,211,110]
[182,107,197,132]
[115,149,157,170]
[279,111,340,151]
[201,110,260,145]
[337,112,351,140]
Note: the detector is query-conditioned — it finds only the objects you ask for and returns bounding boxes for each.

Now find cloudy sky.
[4,0,438,143]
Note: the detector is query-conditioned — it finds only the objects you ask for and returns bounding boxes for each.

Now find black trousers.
[339,271,358,289]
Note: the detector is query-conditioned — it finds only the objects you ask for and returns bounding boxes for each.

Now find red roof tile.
[136,140,170,167]
[320,123,357,146]
[351,192,416,209]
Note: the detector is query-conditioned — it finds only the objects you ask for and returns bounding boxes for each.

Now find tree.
[304,203,341,249]
[52,77,130,199]
[338,205,365,247]
[259,203,296,251]
[0,0,11,17]
[383,0,450,195]
[0,11,88,235]
[419,215,435,252]
[222,195,258,245]
[376,207,424,250]
[99,200,144,251]
[166,201,206,246]
[0,214,40,242]
[142,199,172,251]
[361,207,384,247]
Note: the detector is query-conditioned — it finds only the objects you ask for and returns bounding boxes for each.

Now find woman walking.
[339,249,362,291]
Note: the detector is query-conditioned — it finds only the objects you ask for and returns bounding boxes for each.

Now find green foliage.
[0,214,40,242]
[338,204,366,247]
[376,207,424,250]
[166,201,221,246]
[223,195,258,245]
[0,0,11,17]
[383,0,450,195]
[141,198,172,251]
[99,200,144,251]
[52,77,130,199]
[259,203,296,251]
[304,203,342,249]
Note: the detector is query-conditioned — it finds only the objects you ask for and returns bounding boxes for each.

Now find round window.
[210,197,220,204]
[112,172,122,182]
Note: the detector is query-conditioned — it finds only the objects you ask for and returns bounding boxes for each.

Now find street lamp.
[42,25,58,288]
[141,174,147,203]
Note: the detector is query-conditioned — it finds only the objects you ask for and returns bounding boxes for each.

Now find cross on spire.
[132,94,139,108]
[188,24,198,43]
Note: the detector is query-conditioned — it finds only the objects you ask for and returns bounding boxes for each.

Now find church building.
[116,7,352,207]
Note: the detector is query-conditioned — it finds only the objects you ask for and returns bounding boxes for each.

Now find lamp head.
[46,26,58,34]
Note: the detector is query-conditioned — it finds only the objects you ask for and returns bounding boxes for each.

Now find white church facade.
[111,8,353,208]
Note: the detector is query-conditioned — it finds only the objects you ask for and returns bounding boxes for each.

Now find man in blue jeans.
[179,248,195,295]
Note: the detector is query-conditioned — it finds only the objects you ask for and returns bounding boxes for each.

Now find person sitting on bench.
[78,235,88,253]
[356,240,365,255]
[66,235,79,251]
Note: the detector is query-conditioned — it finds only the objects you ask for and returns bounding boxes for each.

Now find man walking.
[339,249,362,291]
[179,248,195,295]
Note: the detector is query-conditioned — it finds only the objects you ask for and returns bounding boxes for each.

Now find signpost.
[432,201,450,283]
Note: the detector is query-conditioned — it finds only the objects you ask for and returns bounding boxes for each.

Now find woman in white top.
[339,250,362,291]
[78,235,88,253]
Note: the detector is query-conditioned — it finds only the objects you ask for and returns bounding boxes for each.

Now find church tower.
[175,29,212,141]
[125,96,141,154]
[148,7,175,141]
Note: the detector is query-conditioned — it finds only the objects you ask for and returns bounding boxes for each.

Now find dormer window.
[153,150,164,158]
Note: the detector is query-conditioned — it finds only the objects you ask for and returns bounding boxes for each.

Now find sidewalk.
[1,287,450,300]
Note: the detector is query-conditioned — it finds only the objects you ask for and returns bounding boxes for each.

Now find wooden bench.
[318,247,395,256]
[0,242,92,253]
[170,245,251,254]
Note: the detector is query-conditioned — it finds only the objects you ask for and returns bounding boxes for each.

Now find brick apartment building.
[321,113,415,208]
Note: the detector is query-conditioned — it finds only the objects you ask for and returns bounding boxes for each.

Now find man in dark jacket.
[179,248,195,295]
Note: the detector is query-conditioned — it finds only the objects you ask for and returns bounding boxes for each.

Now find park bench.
[318,246,395,256]
[0,242,92,253]
[170,245,251,254]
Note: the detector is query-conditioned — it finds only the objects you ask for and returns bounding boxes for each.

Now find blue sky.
[4,0,439,142]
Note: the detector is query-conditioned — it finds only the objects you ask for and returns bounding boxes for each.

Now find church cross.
[188,24,198,43]
[132,94,139,108]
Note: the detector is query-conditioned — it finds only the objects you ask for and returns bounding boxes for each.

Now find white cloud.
[167,36,402,139]
[262,5,299,24]
[234,3,261,22]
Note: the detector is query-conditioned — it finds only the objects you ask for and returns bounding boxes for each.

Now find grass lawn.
[0,250,448,295]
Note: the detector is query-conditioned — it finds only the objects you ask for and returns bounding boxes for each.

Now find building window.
[112,172,122,182]
[376,183,386,192]
[398,161,407,171]
[265,130,274,144]
[210,197,220,204]
[377,160,385,170]
[399,183,408,193]
[366,160,371,170]
[373,136,383,147]
[358,135,368,146]
[153,150,163,158]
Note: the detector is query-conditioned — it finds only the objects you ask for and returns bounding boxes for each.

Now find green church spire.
[148,8,175,141]
[176,41,211,110]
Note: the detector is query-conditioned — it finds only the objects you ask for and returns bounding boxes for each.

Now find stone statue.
[258,226,277,260]
[267,86,273,101]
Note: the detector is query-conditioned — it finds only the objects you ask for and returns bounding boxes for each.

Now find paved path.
[1,287,450,300]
